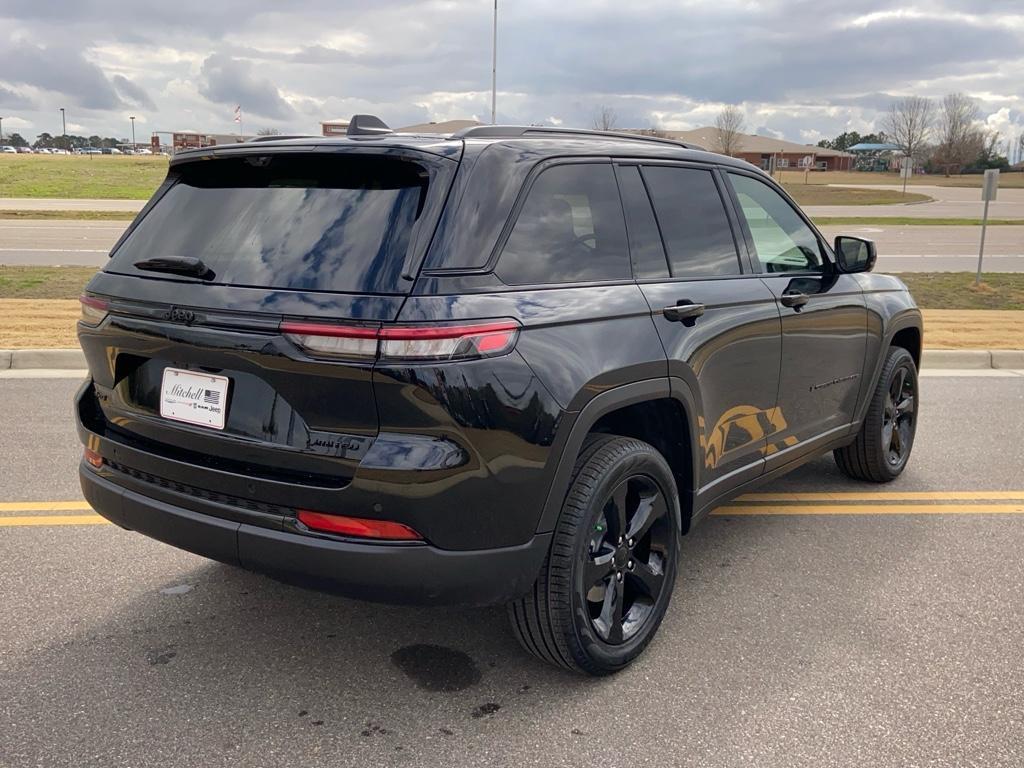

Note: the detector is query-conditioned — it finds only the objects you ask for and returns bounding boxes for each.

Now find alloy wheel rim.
[580,475,671,645]
[882,365,916,466]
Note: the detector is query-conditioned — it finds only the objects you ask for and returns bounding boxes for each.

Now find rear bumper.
[81,465,551,606]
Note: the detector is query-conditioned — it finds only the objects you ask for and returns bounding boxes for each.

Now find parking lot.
[2,371,1022,767]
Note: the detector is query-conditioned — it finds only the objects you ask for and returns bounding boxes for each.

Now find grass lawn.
[782,184,931,206]
[0,210,138,221]
[812,217,1024,226]
[777,170,1024,189]
[0,267,1020,349]
[0,155,167,199]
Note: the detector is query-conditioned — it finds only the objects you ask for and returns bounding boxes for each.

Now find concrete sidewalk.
[0,198,145,212]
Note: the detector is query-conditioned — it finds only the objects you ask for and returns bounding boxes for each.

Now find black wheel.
[508,435,680,675]
[835,346,918,482]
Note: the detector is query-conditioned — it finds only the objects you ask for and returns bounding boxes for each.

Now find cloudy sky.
[0,0,1021,149]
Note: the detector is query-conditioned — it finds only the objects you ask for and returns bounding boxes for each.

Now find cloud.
[0,0,1020,142]
[0,85,34,110]
[112,75,156,111]
[0,40,121,109]
[198,53,295,120]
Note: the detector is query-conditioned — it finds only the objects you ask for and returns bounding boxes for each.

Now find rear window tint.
[496,163,629,285]
[107,154,428,294]
[642,166,741,278]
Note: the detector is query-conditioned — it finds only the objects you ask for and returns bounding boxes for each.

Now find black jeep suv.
[76,116,922,674]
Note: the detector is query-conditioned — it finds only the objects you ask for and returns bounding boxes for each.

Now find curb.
[2,348,1023,372]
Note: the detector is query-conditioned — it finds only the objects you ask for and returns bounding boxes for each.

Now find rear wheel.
[835,346,918,482]
[508,435,680,675]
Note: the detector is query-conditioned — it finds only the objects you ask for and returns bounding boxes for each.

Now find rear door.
[723,170,867,464]
[79,149,454,496]
[618,162,782,500]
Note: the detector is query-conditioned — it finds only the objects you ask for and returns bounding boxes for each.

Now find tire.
[508,435,681,675]
[834,346,918,482]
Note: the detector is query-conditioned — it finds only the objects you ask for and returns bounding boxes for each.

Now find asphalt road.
[804,184,1024,219]
[2,373,1023,767]
[2,219,1023,271]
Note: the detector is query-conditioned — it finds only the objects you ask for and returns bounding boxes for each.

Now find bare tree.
[592,106,618,131]
[713,106,745,156]
[256,127,283,136]
[933,93,983,175]
[883,96,935,163]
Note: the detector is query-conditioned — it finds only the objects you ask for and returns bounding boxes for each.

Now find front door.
[724,171,868,465]
[616,162,782,499]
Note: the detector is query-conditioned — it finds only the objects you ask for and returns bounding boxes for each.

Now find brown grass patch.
[921,309,1024,349]
[0,299,80,348]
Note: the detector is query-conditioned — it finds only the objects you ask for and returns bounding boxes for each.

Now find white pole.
[975,196,990,286]
[491,0,497,124]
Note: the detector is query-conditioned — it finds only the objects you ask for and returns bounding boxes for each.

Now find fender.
[535,377,702,534]
[852,307,923,427]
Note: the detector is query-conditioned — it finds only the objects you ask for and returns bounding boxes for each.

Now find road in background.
[804,184,1024,219]
[2,374,1023,767]
[2,219,1023,271]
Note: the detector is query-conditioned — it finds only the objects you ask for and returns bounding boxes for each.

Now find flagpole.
[491,0,497,124]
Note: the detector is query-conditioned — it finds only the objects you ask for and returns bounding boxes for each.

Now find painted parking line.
[0,514,108,526]
[4,494,1024,527]
[736,490,1024,502]
[714,503,1024,516]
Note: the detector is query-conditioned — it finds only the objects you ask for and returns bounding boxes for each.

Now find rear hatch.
[78,144,457,495]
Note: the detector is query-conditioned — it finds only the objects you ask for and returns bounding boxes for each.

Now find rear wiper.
[133,255,215,280]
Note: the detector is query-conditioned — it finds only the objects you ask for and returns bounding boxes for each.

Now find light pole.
[60,107,66,152]
[0,117,4,145]
[491,0,497,124]
[130,116,136,151]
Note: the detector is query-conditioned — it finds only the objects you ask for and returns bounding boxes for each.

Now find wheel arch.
[536,378,701,536]
[854,308,923,427]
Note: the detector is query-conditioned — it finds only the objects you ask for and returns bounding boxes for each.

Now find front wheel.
[835,346,918,482]
[508,435,680,675]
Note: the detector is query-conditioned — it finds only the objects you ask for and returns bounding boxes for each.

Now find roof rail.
[451,125,704,151]
[247,134,315,143]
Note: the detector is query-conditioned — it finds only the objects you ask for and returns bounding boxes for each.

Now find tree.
[256,127,283,136]
[883,96,934,163]
[592,106,618,131]
[6,132,29,147]
[933,93,983,175]
[713,106,745,156]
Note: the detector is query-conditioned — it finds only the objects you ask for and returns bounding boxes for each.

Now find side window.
[496,163,629,285]
[615,165,669,279]
[728,173,824,273]
[641,166,742,278]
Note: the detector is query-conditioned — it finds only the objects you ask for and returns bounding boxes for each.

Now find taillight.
[297,510,423,541]
[79,295,109,326]
[83,447,103,468]
[281,319,520,362]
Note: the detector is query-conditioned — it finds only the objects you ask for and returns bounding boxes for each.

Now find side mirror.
[834,236,877,273]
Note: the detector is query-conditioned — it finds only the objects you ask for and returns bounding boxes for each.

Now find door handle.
[780,291,809,310]
[662,301,705,326]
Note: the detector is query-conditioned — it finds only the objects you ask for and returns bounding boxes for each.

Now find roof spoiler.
[347,115,393,137]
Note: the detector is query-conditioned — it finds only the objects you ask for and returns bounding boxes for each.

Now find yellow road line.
[715,503,1024,516]
[0,501,93,512]
[738,491,1024,502]
[0,514,109,527]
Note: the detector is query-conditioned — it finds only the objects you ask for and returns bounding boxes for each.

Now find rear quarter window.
[106,153,430,294]
[495,163,629,286]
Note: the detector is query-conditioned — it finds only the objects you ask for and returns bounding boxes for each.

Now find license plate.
[159,367,230,430]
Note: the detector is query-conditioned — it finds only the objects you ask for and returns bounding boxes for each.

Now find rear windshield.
[107,153,429,294]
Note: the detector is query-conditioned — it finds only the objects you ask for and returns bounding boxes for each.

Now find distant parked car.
[134,148,152,155]
[1,146,17,154]
[15,146,33,153]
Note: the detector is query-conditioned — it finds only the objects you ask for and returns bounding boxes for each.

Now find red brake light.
[280,319,520,362]
[297,510,423,541]
[79,295,109,326]
[83,447,103,468]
